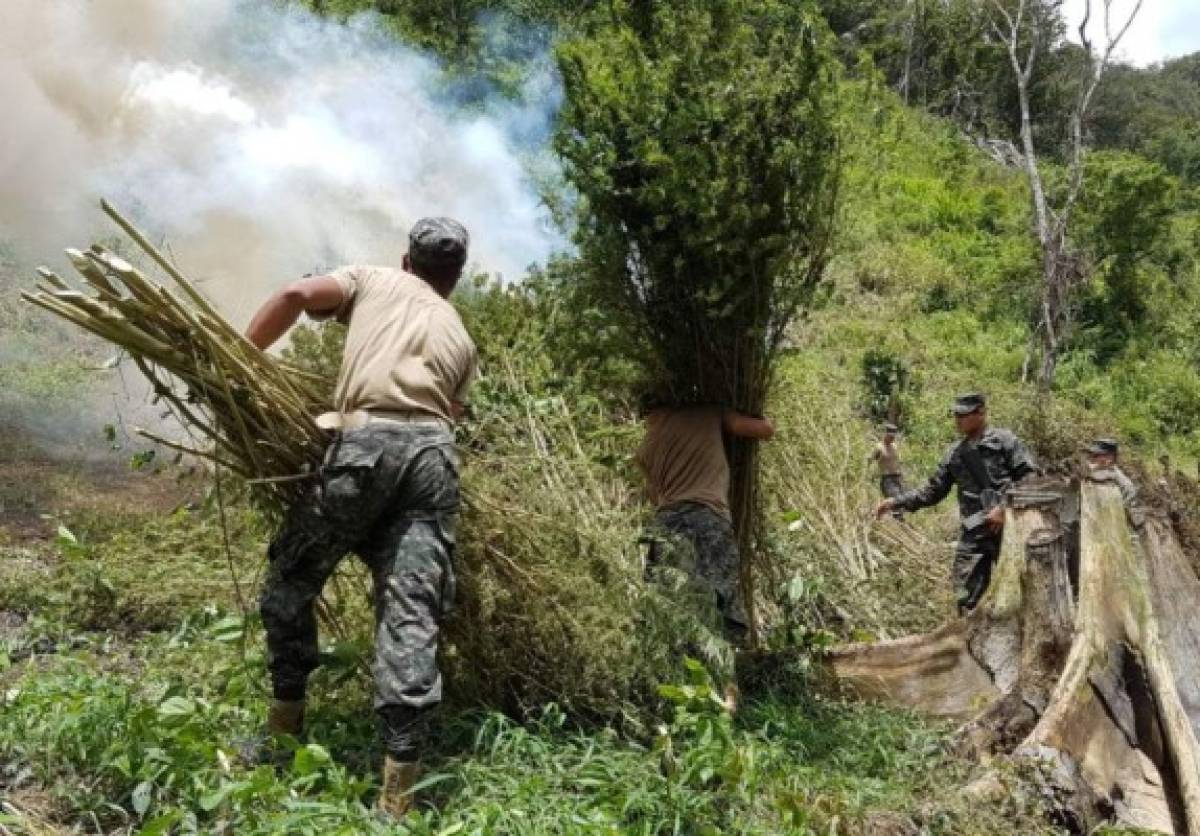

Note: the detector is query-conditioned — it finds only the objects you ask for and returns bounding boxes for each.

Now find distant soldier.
[1086,438,1139,506]
[636,403,774,647]
[875,394,1036,614]
[870,422,904,500]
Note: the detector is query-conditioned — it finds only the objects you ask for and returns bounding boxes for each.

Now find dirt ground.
[0,446,203,543]
[0,431,206,676]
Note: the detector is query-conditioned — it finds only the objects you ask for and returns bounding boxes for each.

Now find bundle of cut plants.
[21,200,329,514]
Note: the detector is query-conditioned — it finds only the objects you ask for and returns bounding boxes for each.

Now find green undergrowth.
[0,623,1056,835]
[0,490,1054,834]
[0,503,264,635]
[810,94,1200,470]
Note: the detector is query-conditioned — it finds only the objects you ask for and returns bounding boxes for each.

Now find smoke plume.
[0,0,561,321]
[0,0,560,461]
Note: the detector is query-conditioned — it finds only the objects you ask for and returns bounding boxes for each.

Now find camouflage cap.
[408,217,469,268]
[951,392,986,415]
[1086,438,1119,456]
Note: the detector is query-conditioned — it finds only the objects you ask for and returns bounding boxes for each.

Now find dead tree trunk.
[827,475,1200,834]
[989,0,1143,390]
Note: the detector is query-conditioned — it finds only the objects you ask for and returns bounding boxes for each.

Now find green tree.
[300,0,579,92]
[1089,54,1200,183]
[1072,152,1179,358]
[554,0,841,636]
[822,0,1075,151]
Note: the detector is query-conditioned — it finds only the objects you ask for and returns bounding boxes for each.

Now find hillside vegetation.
[2,1,1199,834]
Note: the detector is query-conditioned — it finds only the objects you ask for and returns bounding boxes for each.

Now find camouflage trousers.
[954,528,1002,615]
[647,501,748,643]
[260,423,458,760]
[879,474,904,499]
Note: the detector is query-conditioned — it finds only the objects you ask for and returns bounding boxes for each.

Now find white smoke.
[0,0,561,460]
[0,0,561,323]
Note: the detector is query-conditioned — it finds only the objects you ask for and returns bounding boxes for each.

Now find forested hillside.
[3,1,1199,834]
[306,0,1200,462]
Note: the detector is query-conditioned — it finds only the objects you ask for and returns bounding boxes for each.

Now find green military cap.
[951,392,986,415]
[1086,438,1119,456]
[409,217,469,268]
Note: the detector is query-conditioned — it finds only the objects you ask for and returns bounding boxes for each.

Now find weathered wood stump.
[827,475,1200,834]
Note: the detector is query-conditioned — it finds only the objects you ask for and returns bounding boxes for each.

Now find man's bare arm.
[245,276,345,350]
[723,411,775,441]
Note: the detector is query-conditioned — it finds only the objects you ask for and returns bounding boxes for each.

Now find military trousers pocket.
[319,435,385,523]
[396,443,460,512]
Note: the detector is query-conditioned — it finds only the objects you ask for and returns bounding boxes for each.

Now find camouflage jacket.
[1093,464,1139,506]
[894,427,1037,522]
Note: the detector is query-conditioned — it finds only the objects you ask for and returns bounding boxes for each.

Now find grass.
[0,621,1057,835]
[0,469,1064,836]
[0,502,261,636]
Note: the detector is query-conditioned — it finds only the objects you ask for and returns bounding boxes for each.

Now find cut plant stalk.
[22,201,328,513]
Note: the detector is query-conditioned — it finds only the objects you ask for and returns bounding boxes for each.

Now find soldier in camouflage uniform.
[875,393,1036,614]
[1085,438,1144,529]
[636,404,775,647]
[1085,438,1138,505]
[245,217,477,819]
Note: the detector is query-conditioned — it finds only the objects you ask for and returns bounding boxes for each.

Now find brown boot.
[377,756,420,819]
[266,699,305,737]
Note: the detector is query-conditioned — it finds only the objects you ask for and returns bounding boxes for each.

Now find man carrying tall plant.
[555,1,841,638]
[637,402,775,647]
[244,218,476,819]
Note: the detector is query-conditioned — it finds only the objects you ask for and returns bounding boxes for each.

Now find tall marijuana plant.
[555,1,842,637]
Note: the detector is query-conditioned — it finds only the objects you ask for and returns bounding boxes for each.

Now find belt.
[368,410,449,429]
[315,409,449,431]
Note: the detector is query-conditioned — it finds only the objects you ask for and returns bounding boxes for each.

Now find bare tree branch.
[988,0,1143,388]
[1107,0,1144,58]
[1023,23,1038,83]
[989,0,1016,35]
[1057,0,1143,238]
[1078,0,1093,52]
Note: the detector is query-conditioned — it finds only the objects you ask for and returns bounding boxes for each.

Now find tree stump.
[826,475,1200,834]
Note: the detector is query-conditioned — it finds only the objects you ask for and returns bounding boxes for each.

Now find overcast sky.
[1060,0,1200,66]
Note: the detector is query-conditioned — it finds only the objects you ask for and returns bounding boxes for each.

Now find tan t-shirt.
[636,406,730,518]
[319,265,477,423]
[871,440,901,476]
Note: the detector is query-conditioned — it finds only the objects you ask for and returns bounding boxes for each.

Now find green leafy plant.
[860,347,909,423]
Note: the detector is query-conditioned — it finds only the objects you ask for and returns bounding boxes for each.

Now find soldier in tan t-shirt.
[244,217,476,818]
[636,403,774,646]
[870,422,904,499]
